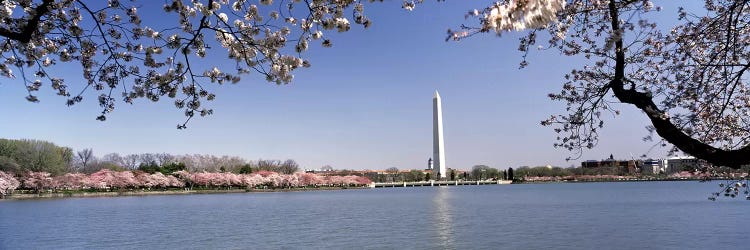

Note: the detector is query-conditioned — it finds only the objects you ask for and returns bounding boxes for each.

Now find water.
[0,181,748,249]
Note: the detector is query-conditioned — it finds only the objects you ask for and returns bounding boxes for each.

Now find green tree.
[406,170,425,182]
[508,168,514,181]
[238,164,253,174]
[385,167,400,182]
[0,139,73,175]
[161,162,187,175]
[0,156,20,173]
[471,165,500,180]
[138,161,161,174]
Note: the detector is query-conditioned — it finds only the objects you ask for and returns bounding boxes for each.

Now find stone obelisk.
[433,90,446,180]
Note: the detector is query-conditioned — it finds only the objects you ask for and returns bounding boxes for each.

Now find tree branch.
[607,0,750,168]
[0,0,54,43]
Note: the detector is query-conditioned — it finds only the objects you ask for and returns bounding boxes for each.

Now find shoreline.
[2,179,733,200]
[3,186,370,200]
[514,178,733,184]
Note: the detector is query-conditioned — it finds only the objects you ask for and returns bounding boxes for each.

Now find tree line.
[0,138,301,176]
[0,139,73,176]
[0,169,372,198]
[359,165,512,183]
[3,0,750,168]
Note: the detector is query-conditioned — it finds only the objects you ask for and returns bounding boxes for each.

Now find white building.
[665,156,704,174]
[642,159,662,174]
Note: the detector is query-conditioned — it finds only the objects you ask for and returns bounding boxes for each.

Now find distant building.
[581,158,640,174]
[582,160,600,168]
[642,159,666,174]
[665,156,707,174]
[583,155,711,175]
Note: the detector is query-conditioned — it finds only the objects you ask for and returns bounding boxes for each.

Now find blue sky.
[0,1,698,170]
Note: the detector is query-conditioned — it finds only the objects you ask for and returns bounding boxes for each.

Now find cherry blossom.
[2,168,371,197]
[53,173,87,190]
[0,0,372,128]
[296,172,323,186]
[0,171,20,197]
[446,0,750,167]
[22,171,55,192]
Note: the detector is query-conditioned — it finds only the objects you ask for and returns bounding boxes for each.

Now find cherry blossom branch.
[607,0,750,168]
[0,0,53,43]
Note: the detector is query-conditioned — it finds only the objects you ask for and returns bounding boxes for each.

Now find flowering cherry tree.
[6,0,749,168]
[0,171,21,197]
[296,172,322,186]
[53,173,87,190]
[191,172,212,188]
[173,170,194,188]
[441,0,750,168]
[1,0,373,128]
[241,173,266,187]
[22,171,55,192]
[87,169,117,189]
[111,170,138,189]
[167,175,185,188]
[1,169,370,197]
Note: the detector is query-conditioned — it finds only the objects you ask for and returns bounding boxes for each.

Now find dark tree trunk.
[607,1,750,169]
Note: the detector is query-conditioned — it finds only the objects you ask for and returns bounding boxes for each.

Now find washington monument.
[433,90,446,179]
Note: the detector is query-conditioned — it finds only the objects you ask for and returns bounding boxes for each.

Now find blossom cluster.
[0,171,20,197]
[482,0,564,32]
[0,0,377,127]
[709,179,750,201]
[19,170,185,191]
[1,0,570,128]
[181,170,371,188]
[4,169,371,195]
[532,0,750,163]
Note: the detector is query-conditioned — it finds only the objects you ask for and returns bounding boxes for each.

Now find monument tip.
[434,90,440,98]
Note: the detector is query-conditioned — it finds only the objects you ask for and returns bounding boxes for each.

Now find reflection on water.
[2,182,745,249]
[432,187,454,249]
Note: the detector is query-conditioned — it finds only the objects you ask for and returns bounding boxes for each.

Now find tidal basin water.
[1,181,749,249]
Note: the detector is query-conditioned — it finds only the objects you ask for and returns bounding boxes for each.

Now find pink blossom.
[111,171,138,189]
[53,173,87,190]
[173,170,194,188]
[87,169,117,189]
[254,170,278,177]
[146,172,171,188]
[325,176,344,186]
[22,172,55,192]
[3,169,367,195]
[296,172,323,186]
[134,171,152,188]
[354,176,372,185]
[241,174,267,188]
[209,172,229,187]
[223,172,243,187]
[166,175,185,188]
[266,173,283,188]
[0,171,20,197]
[280,174,300,188]
[192,172,212,187]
